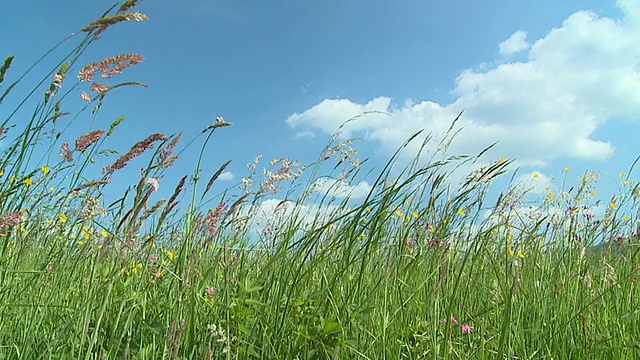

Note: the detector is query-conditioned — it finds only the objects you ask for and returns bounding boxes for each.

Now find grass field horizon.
[1,2,639,359]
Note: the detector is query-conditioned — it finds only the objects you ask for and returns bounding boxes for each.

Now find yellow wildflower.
[59,213,68,223]
[517,250,526,259]
[458,208,466,216]
[610,202,617,209]
[23,177,33,186]
[507,247,514,256]
[41,165,50,175]
[622,215,629,221]
[101,229,109,238]
[412,211,419,218]
[564,167,571,172]
[532,172,539,178]
[499,157,505,163]
[620,173,626,178]
[395,210,403,218]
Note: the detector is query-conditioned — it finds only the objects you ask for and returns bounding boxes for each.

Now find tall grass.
[1,2,639,359]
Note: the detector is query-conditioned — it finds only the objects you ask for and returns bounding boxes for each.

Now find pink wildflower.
[461,324,473,333]
[145,177,160,192]
[206,285,215,300]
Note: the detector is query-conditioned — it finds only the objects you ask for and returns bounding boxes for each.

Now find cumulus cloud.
[245,198,343,237]
[286,1,640,168]
[218,171,234,181]
[312,178,372,200]
[293,130,316,139]
[515,171,554,194]
[499,30,530,56]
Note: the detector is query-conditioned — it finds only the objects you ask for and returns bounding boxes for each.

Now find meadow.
[1,2,639,359]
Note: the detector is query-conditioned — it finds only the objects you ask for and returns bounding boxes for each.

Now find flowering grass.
[1,2,639,359]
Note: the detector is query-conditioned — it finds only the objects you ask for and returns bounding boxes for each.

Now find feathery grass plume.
[258,157,306,195]
[157,132,182,169]
[107,115,125,136]
[103,133,167,173]
[75,129,105,151]
[89,82,109,94]
[201,160,231,200]
[118,0,139,13]
[205,203,228,237]
[0,211,22,235]
[323,137,360,167]
[81,11,149,33]
[60,142,73,162]
[71,179,110,193]
[79,53,145,82]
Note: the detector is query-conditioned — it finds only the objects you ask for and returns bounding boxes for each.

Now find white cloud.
[219,171,234,181]
[515,171,554,194]
[499,30,530,56]
[286,1,640,169]
[246,198,344,236]
[311,178,372,200]
[293,130,316,139]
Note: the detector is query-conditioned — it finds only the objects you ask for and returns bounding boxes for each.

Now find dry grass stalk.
[202,160,231,200]
[71,179,110,193]
[142,199,166,221]
[156,175,187,229]
[225,193,250,219]
[158,132,182,169]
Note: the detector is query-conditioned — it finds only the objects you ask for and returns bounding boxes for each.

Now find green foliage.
[0,2,639,360]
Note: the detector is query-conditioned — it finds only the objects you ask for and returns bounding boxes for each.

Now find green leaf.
[244,298,265,307]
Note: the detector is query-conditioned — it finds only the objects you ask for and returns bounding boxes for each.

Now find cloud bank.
[287,0,640,168]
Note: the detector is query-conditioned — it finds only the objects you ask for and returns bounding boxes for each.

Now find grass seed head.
[75,129,105,152]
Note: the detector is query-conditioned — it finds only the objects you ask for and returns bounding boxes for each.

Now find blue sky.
[2,0,640,221]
